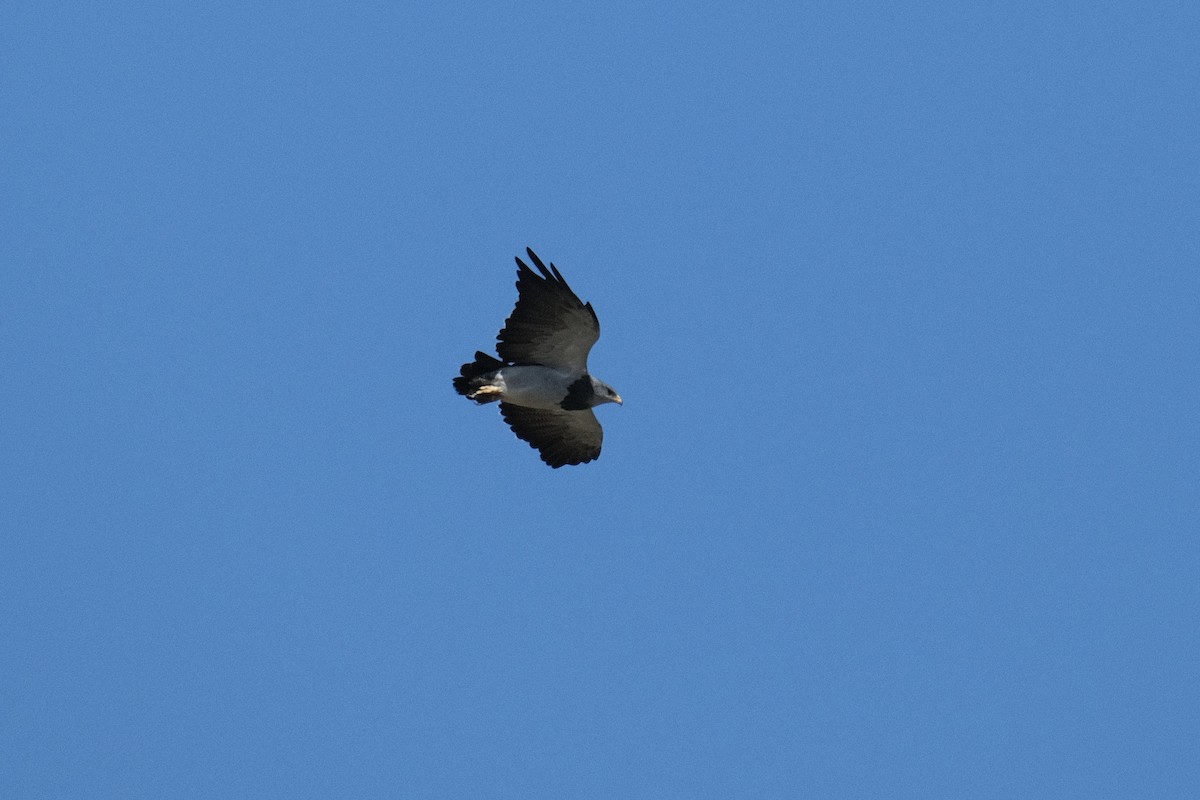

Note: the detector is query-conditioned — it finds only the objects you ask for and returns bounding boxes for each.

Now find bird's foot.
[468,386,502,401]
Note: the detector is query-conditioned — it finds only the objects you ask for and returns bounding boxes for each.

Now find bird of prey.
[453,248,622,468]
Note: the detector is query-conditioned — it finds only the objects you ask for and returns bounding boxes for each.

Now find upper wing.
[496,248,599,371]
[499,403,602,468]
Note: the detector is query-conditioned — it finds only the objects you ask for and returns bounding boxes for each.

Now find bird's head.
[592,378,623,407]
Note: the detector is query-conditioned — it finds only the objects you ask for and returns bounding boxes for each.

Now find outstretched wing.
[496,248,599,371]
[499,403,602,468]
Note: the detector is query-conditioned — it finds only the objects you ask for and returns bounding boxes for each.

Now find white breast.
[496,366,575,410]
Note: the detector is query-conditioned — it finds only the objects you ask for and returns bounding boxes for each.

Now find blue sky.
[3,2,1198,797]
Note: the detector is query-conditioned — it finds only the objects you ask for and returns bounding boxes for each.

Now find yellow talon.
[469,385,502,400]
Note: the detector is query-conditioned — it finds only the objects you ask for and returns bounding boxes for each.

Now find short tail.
[453,351,503,402]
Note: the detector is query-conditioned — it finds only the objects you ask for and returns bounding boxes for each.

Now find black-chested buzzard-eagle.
[453,248,622,468]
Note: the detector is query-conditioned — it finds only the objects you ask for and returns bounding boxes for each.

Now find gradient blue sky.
[3,2,1198,798]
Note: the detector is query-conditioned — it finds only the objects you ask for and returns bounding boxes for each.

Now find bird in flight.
[453,248,622,467]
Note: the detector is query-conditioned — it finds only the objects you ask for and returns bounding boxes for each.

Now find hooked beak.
[613,394,623,406]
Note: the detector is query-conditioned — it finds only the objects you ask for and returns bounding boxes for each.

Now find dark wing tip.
[514,254,535,279]
[544,453,598,468]
[521,247,574,291]
[523,247,557,282]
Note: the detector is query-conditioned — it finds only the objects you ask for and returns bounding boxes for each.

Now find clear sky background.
[3,2,1198,798]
